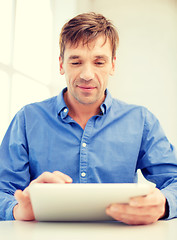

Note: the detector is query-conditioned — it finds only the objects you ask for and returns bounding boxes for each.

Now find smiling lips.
[77,85,96,91]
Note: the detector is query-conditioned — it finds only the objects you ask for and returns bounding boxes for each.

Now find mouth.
[77,85,96,91]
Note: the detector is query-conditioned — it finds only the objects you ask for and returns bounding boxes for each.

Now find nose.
[80,64,94,81]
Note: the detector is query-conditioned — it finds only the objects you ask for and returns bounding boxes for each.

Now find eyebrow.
[68,55,80,60]
[68,55,109,60]
[94,55,109,61]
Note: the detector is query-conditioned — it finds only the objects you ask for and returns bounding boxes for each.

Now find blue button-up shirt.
[0,88,177,220]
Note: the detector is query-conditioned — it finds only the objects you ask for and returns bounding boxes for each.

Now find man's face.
[59,35,116,106]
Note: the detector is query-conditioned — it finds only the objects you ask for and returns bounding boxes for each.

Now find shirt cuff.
[161,188,177,220]
[6,200,18,220]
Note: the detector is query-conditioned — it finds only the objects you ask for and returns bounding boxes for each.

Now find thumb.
[14,189,30,206]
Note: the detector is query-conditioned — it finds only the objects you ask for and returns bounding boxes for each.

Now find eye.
[71,62,81,65]
[95,61,105,66]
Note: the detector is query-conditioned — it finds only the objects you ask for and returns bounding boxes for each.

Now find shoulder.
[17,96,58,117]
[8,96,58,130]
[111,97,148,116]
[24,95,57,111]
[110,97,159,126]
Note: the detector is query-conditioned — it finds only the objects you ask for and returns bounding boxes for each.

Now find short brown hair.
[59,12,119,60]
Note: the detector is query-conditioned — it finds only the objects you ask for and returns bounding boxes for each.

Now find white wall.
[50,0,78,94]
[76,0,177,147]
[1,0,176,148]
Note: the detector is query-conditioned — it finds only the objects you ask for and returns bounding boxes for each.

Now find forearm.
[0,192,18,220]
[161,184,177,220]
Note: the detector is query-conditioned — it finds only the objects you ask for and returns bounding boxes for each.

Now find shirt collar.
[56,88,113,118]
[56,88,68,119]
[100,89,112,115]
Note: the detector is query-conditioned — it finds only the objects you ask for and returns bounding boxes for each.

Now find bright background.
[1,0,177,151]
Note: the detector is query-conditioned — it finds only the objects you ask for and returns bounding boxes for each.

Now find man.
[0,12,177,225]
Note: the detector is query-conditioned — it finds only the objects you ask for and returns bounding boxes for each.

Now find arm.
[106,108,177,225]
[0,108,72,221]
[138,109,177,221]
[0,109,30,220]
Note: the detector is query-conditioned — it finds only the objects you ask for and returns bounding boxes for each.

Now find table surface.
[0,219,177,240]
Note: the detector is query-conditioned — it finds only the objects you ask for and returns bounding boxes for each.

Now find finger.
[14,190,30,206]
[106,203,162,217]
[106,206,159,225]
[53,171,73,183]
[129,188,166,207]
[112,212,158,225]
[14,190,34,221]
[31,171,66,184]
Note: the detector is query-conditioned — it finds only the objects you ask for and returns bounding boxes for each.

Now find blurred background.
[0,0,177,149]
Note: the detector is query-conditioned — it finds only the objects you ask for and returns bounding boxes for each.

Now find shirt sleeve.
[0,108,30,220]
[137,108,177,219]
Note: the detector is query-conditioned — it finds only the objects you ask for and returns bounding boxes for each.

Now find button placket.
[80,139,87,182]
[79,118,93,183]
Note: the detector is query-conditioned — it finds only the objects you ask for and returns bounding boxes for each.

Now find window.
[0,0,54,142]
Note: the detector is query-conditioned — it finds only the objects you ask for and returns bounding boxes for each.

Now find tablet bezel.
[29,183,155,221]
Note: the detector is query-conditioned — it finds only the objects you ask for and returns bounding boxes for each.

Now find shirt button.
[64,108,68,113]
[82,143,86,147]
[81,172,86,177]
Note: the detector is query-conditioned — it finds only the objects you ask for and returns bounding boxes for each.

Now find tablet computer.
[29,183,155,222]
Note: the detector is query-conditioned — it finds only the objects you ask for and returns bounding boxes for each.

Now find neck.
[64,91,104,129]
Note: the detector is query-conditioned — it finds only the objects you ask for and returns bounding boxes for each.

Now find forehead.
[64,36,112,59]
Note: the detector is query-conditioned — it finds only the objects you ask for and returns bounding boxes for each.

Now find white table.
[0,219,177,240]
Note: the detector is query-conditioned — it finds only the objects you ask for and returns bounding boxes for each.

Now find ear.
[110,57,116,76]
[59,56,65,75]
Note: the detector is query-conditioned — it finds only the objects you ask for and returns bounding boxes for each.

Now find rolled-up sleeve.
[138,108,177,219]
[0,108,30,220]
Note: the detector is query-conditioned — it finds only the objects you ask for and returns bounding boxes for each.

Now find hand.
[13,171,73,221]
[106,188,166,225]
